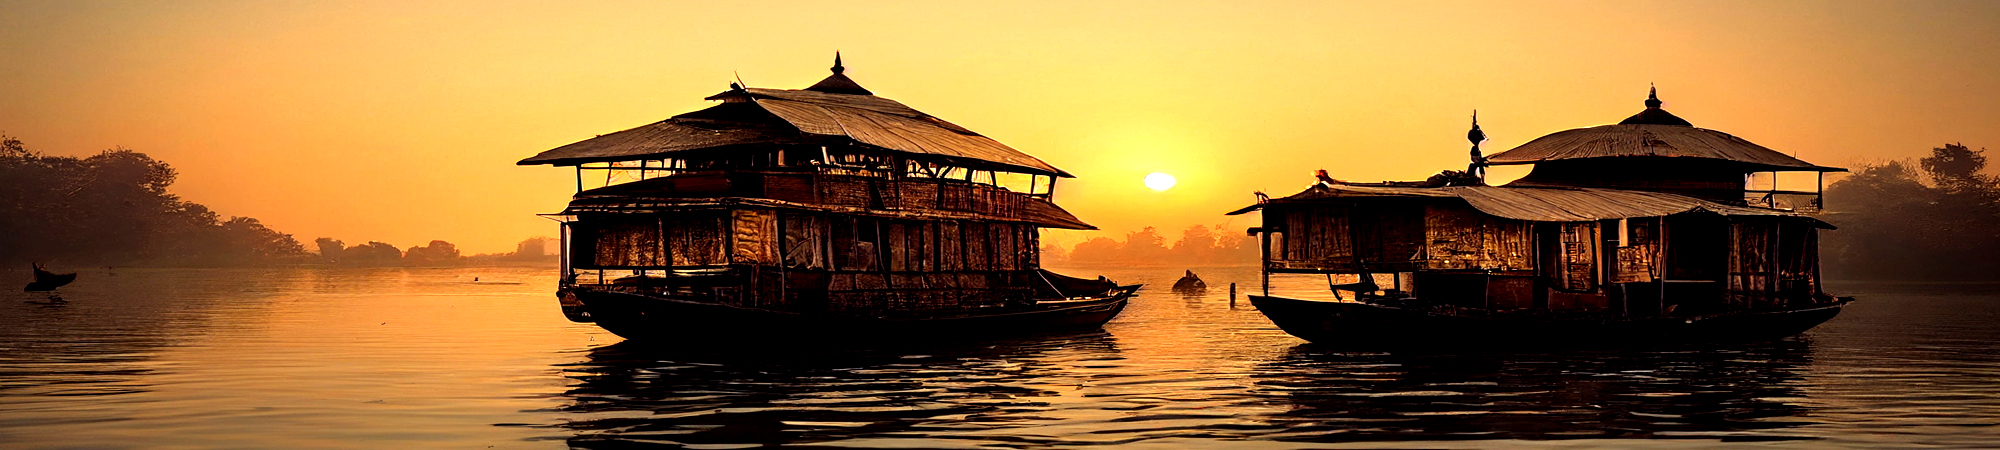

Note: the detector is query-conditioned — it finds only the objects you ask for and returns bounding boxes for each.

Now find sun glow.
[1143,173,1177,191]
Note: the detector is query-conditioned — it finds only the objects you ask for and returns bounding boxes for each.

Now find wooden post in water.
[1229,283,1237,308]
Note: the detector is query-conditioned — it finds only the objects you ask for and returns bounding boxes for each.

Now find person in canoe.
[1172,270,1207,292]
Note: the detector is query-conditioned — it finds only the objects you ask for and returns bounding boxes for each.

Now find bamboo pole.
[1260,229,1271,296]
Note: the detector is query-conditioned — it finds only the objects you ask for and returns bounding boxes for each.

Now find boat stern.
[557,289,594,323]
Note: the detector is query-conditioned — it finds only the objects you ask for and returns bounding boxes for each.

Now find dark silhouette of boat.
[1172,270,1206,292]
[1230,88,1850,347]
[519,55,1138,341]
[24,263,75,292]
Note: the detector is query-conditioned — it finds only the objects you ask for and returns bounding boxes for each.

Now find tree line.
[1,135,554,267]
[1043,224,1261,267]
[12,132,1984,277]
[1,135,305,266]
[311,237,557,267]
[1822,143,2000,281]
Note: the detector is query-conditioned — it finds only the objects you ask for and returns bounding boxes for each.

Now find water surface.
[2,266,1996,448]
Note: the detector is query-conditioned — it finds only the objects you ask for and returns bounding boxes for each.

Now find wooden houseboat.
[1231,89,1851,347]
[518,56,1138,341]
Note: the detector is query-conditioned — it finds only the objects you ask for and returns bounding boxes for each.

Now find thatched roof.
[1228,183,1828,226]
[1485,89,1842,172]
[519,57,1070,177]
[514,104,820,166]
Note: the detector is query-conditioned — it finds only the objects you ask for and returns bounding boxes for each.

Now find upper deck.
[520,55,1092,229]
[560,168,1093,230]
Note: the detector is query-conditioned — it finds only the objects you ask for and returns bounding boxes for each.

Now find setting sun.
[1144,173,1177,191]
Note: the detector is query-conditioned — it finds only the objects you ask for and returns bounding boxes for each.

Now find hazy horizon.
[5,0,1998,253]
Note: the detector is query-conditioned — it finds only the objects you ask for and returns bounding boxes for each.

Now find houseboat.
[518,55,1138,341]
[1231,89,1851,347]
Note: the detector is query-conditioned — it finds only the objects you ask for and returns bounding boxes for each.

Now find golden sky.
[4,0,1996,253]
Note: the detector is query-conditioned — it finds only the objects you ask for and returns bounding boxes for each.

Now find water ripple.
[6,269,2000,448]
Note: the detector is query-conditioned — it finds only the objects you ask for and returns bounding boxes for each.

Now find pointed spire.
[1467,110,1487,145]
[1619,84,1692,126]
[1467,110,1489,183]
[805,52,873,95]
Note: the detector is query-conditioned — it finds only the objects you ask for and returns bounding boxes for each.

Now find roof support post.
[560,221,573,286]
[1816,171,1825,211]
[1259,228,1271,296]
[1656,216,1667,316]
[1769,171,1779,208]
[1771,220,1781,304]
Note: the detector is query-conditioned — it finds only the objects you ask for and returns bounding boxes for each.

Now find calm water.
[2,266,1997,449]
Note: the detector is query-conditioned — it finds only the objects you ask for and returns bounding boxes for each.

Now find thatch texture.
[1486,123,1837,171]
[518,117,813,167]
[519,76,1069,177]
[743,88,1066,175]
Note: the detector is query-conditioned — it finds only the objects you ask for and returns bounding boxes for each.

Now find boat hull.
[1250,294,1849,348]
[575,286,1137,342]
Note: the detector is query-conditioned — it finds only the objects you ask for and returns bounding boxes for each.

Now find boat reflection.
[1251,339,1819,442]
[553,331,1123,448]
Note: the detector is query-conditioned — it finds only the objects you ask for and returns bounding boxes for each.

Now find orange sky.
[4,0,1997,253]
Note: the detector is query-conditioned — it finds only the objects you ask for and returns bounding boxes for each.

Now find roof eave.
[1233,184,1833,224]
[1484,155,1846,172]
[517,141,811,166]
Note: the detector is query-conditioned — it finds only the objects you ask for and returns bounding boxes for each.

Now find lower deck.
[573,286,1135,342]
[1253,197,1832,319]
[1265,268,1840,321]
[1250,293,1850,347]
[554,262,1126,322]
[550,202,1119,321]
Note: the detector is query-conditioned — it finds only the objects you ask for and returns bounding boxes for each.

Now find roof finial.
[1467,109,1488,183]
[1467,110,1486,145]
[831,51,845,74]
[1645,83,1662,108]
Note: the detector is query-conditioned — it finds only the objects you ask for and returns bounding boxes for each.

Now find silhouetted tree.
[0,136,305,266]
[1059,223,1260,267]
[1824,143,2000,280]
[1921,143,1994,193]
[1172,224,1219,262]
[1068,237,1124,265]
[1038,240,1069,265]
[1122,227,1170,262]
[1213,224,1261,262]
[223,217,306,261]
[342,241,403,266]
[315,238,345,264]
[515,237,554,258]
[404,240,461,266]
